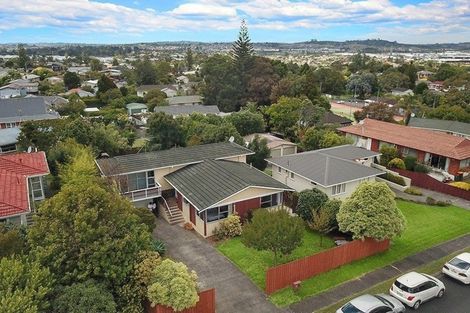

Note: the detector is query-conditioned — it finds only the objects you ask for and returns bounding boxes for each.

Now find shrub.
[403,156,417,171]
[426,196,436,205]
[414,163,430,173]
[449,181,470,191]
[381,172,406,186]
[388,158,405,170]
[404,187,423,196]
[379,145,399,166]
[436,200,451,207]
[213,214,242,240]
[296,189,329,222]
[152,239,166,256]
[321,199,342,230]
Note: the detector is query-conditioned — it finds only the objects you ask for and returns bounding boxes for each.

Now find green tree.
[63,71,81,90]
[265,96,306,138]
[246,135,270,171]
[432,63,462,81]
[99,88,122,104]
[56,95,86,116]
[91,123,129,156]
[337,182,406,240]
[135,57,157,85]
[314,67,346,95]
[185,47,194,70]
[308,209,334,247]
[0,256,54,313]
[0,223,27,258]
[144,89,167,111]
[354,103,396,122]
[226,110,265,136]
[17,44,31,70]
[319,131,353,149]
[414,81,428,95]
[296,189,329,222]
[242,209,304,264]
[147,259,199,312]
[346,73,377,99]
[52,280,116,313]
[97,74,117,94]
[378,69,410,91]
[147,112,186,150]
[379,145,399,167]
[322,199,342,230]
[89,58,103,72]
[246,57,279,105]
[231,19,254,70]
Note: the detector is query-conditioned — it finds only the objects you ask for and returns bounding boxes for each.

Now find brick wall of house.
[448,158,462,175]
[233,198,261,220]
[370,138,380,152]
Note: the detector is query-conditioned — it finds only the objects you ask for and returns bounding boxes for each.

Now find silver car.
[337,294,406,313]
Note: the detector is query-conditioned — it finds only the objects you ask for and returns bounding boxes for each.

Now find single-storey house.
[417,70,434,81]
[96,142,292,237]
[408,117,470,139]
[339,118,470,177]
[167,95,202,106]
[154,104,220,117]
[0,152,49,224]
[267,145,383,199]
[0,98,59,129]
[244,133,297,157]
[0,127,20,153]
[67,67,91,75]
[46,76,64,85]
[391,88,414,96]
[126,102,148,115]
[0,85,26,98]
[23,74,40,83]
[64,88,94,98]
[137,84,177,98]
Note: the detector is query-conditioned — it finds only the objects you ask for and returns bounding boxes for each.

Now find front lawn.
[269,200,470,306]
[217,227,335,289]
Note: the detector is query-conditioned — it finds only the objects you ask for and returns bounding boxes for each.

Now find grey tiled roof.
[167,95,202,105]
[408,117,470,137]
[96,142,253,176]
[154,104,219,116]
[0,98,59,123]
[165,159,292,211]
[267,145,383,187]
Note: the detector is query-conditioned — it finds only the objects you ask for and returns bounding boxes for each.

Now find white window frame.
[277,166,281,173]
[260,193,279,208]
[30,176,45,200]
[290,172,295,179]
[331,183,346,196]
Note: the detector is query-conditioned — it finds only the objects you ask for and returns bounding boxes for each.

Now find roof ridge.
[0,154,46,174]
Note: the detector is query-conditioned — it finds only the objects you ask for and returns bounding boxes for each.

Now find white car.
[442,252,470,284]
[389,272,445,310]
[336,293,405,313]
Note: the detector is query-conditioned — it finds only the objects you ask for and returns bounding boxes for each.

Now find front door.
[190,205,196,225]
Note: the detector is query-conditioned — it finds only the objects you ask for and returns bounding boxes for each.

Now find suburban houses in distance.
[96,142,292,237]
[339,118,470,178]
[244,133,298,157]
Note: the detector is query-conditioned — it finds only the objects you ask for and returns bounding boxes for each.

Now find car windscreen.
[341,302,365,313]
[394,280,417,293]
[449,258,470,270]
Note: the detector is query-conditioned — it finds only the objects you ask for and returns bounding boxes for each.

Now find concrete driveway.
[154,218,287,313]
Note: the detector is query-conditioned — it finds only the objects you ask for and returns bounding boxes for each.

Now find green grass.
[269,200,470,306]
[217,227,335,289]
[316,247,470,313]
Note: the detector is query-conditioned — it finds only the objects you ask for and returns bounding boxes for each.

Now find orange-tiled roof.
[0,152,49,218]
[339,118,470,160]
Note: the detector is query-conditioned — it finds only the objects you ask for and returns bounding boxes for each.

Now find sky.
[0,0,469,44]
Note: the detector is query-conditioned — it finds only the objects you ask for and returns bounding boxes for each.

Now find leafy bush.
[379,145,399,166]
[152,239,166,256]
[449,181,470,191]
[404,187,423,196]
[130,206,156,232]
[296,189,329,222]
[403,156,417,171]
[321,199,342,230]
[213,214,242,240]
[388,158,405,170]
[436,200,451,207]
[0,223,27,258]
[426,196,436,205]
[414,163,430,173]
[381,172,406,186]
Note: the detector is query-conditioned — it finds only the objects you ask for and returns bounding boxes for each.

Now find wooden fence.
[146,289,215,313]
[395,169,470,201]
[265,238,390,294]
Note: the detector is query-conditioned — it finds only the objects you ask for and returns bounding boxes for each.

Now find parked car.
[389,272,445,309]
[442,252,470,284]
[336,294,405,313]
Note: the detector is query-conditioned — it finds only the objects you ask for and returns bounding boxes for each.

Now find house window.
[402,147,409,155]
[278,166,281,173]
[30,177,44,200]
[331,183,346,195]
[206,205,230,222]
[128,171,156,191]
[260,194,278,208]
[0,143,16,153]
[147,171,155,188]
[290,172,295,179]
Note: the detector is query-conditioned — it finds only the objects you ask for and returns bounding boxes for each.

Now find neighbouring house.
[83,79,99,92]
[428,81,445,91]
[136,84,178,98]
[167,95,202,106]
[0,127,20,153]
[0,79,39,97]
[0,84,26,98]
[154,104,220,117]
[96,142,292,237]
[417,70,434,81]
[0,97,59,129]
[126,102,148,115]
[0,152,49,224]
[176,75,189,85]
[267,145,383,199]
[45,76,64,85]
[408,117,470,139]
[23,74,40,83]
[244,133,297,157]
[339,118,470,177]
[25,95,68,109]
[161,87,178,98]
[67,66,91,75]
[64,88,94,98]
[391,88,414,96]
[318,111,353,126]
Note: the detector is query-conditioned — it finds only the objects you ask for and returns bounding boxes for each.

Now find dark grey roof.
[408,117,470,137]
[319,112,352,126]
[267,145,383,187]
[165,159,292,211]
[96,142,253,176]
[167,96,202,105]
[154,104,219,116]
[0,127,20,146]
[0,98,59,123]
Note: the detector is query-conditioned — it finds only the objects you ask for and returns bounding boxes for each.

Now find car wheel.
[413,300,421,310]
[437,289,444,298]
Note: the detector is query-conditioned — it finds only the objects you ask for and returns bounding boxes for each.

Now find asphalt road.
[415,273,469,313]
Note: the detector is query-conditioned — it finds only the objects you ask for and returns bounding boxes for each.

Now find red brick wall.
[234,197,260,220]
[448,159,461,175]
[416,150,426,162]
[370,138,380,152]
[190,204,196,225]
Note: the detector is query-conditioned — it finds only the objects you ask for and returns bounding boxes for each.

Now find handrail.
[161,197,173,217]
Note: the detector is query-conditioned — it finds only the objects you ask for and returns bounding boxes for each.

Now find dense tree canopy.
[246,135,270,171]
[147,112,186,150]
[63,71,81,90]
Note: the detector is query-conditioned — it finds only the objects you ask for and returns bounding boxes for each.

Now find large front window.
[128,171,155,191]
[205,205,230,222]
[30,176,44,200]
[332,183,346,195]
[260,194,279,208]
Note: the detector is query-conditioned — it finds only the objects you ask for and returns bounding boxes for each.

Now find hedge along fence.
[265,238,390,294]
[395,169,470,201]
[146,289,215,313]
